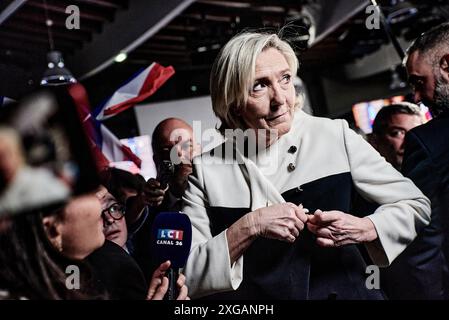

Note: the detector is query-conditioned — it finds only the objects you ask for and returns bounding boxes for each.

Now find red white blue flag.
[68,84,142,170]
[95,62,175,121]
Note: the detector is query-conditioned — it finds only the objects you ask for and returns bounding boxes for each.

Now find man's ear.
[42,215,63,252]
[439,54,449,82]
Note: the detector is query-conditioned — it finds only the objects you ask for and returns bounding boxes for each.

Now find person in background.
[98,168,145,251]
[145,118,200,211]
[370,102,424,170]
[0,193,106,299]
[87,181,189,300]
[86,185,147,300]
[395,21,449,299]
[0,101,103,299]
[122,119,200,282]
[364,102,443,300]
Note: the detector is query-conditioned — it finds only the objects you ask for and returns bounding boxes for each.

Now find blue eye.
[282,74,291,83]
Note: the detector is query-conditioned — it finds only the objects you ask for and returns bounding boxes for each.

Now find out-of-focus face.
[240,48,296,145]
[97,186,128,248]
[59,193,105,260]
[375,113,423,169]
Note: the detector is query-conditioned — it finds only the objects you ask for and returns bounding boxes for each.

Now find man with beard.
[387,22,449,299]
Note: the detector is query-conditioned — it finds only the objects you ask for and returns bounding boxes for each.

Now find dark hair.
[0,211,102,300]
[407,22,449,65]
[99,168,145,204]
[372,103,421,136]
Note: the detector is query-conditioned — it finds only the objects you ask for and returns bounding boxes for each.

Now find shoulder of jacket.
[299,111,348,134]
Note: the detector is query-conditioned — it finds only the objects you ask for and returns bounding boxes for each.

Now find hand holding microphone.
[146,260,189,300]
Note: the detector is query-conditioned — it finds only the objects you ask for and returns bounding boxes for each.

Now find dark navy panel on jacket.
[205,172,384,300]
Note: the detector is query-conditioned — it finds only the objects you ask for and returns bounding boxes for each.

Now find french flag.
[95,62,175,121]
[97,123,142,168]
[67,84,142,170]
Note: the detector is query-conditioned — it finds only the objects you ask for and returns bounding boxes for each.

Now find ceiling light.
[40,51,76,86]
[114,52,128,63]
[40,0,76,86]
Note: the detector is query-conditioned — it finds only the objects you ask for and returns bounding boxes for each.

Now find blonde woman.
[182,31,431,300]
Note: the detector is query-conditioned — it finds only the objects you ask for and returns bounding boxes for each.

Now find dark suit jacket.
[87,240,148,300]
[381,113,449,299]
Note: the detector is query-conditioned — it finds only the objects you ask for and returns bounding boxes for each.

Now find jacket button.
[288,163,295,172]
[288,145,297,153]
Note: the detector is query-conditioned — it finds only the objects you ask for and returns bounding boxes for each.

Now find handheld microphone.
[151,212,192,300]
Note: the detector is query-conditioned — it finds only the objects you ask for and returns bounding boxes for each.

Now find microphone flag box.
[151,212,192,269]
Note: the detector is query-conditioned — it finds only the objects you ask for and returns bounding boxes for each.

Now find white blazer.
[182,110,431,299]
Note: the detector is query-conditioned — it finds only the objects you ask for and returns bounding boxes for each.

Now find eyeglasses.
[101,203,126,220]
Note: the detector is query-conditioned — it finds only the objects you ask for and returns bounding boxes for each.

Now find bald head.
[152,118,192,151]
[151,118,199,165]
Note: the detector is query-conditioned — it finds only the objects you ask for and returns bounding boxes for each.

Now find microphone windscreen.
[151,212,192,269]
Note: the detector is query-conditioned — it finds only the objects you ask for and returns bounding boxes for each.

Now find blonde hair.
[210,31,301,134]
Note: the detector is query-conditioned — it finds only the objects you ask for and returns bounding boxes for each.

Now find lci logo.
[157,229,184,241]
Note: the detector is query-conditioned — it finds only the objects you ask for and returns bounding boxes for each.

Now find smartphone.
[157,160,175,189]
